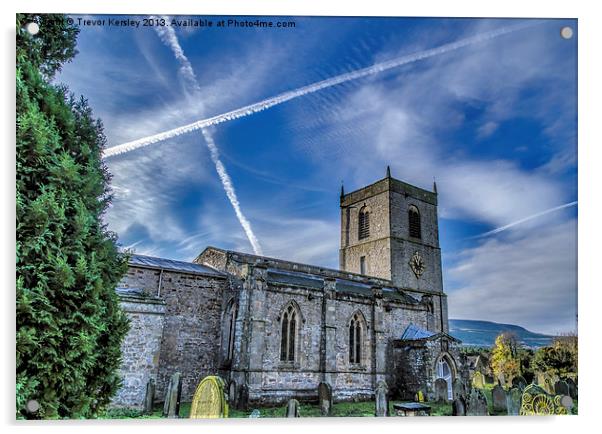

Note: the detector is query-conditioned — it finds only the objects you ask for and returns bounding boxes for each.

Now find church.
[111,169,464,409]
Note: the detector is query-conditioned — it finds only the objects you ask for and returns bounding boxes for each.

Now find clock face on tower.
[410,252,425,278]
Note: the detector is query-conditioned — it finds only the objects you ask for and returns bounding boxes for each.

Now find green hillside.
[449,319,555,348]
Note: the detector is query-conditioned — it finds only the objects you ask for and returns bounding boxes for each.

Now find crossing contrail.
[103,20,538,159]
[474,201,577,238]
[151,16,263,255]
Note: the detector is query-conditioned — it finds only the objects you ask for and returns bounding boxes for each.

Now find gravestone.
[506,387,521,416]
[190,375,228,418]
[228,381,237,407]
[537,372,555,395]
[519,384,568,415]
[554,380,570,397]
[239,384,250,410]
[497,373,506,387]
[434,378,448,402]
[452,397,466,416]
[415,390,425,402]
[374,380,389,417]
[565,378,577,399]
[512,375,527,390]
[143,378,155,415]
[163,372,182,418]
[286,399,300,417]
[318,382,333,416]
[453,378,466,400]
[492,385,507,412]
[466,388,489,416]
[249,409,261,418]
[472,372,485,389]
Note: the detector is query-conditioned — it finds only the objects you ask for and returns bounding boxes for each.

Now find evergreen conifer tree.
[16,13,129,419]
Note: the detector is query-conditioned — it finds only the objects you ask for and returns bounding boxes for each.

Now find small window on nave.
[280,304,298,363]
[349,312,364,365]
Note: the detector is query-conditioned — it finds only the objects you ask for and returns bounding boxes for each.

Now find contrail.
[151,16,263,255]
[474,201,577,238]
[103,20,539,159]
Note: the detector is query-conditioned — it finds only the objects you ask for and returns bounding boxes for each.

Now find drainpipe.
[157,268,164,297]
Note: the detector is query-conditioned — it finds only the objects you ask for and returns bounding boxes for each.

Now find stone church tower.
[339,167,443,294]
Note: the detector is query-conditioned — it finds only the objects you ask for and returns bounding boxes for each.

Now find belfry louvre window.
[358,207,370,240]
[408,205,421,239]
[280,304,297,362]
[349,313,363,364]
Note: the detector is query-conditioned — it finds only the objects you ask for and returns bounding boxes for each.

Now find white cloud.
[446,219,577,335]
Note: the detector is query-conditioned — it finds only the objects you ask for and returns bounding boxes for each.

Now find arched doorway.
[436,357,453,400]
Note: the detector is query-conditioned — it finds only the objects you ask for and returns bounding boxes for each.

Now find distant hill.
[449,319,555,348]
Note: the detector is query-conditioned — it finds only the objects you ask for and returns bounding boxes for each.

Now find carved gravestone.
[512,375,527,390]
[286,399,300,417]
[318,382,333,416]
[472,372,485,389]
[143,378,155,415]
[519,384,569,415]
[434,378,448,402]
[506,387,522,416]
[565,378,577,398]
[190,375,228,418]
[375,380,389,417]
[466,388,489,416]
[452,397,466,416]
[453,378,466,400]
[554,380,570,397]
[492,385,507,412]
[163,372,182,418]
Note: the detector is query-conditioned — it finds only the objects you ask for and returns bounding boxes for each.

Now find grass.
[102,388,578,418]
[103,400,452,419]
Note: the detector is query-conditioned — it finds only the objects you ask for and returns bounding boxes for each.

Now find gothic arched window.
[224,300,238,361]
[358,206,370,240]
[437,357,453,400]
[408,205,421,239]
[280,303,298,363]
[349,312,364,365]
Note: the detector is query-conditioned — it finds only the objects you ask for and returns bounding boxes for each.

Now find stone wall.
[116,264,229,403]
[111,294,166,408]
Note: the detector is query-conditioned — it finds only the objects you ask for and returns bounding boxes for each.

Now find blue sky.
[56,15,577,335]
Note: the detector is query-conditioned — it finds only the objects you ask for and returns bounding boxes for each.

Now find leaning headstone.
[318,382,333,416]
[512,376,527,390]
[143,378,155,415]
[466,388,489,416]
[286,399,300,417]
[492,385,507,412]
[472,372,485,389]
[519,384,568,415]
[249,409,261,418]
[554,380,570,397]
[453,378,466,400]
[536,372,555,395]
[506,387,521,416]
[434,378,448,402]
[565,378,577,399]
[452,397,466,416]
[163,372,182,418]
[190,375,228,418]
[375,380,389,417]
